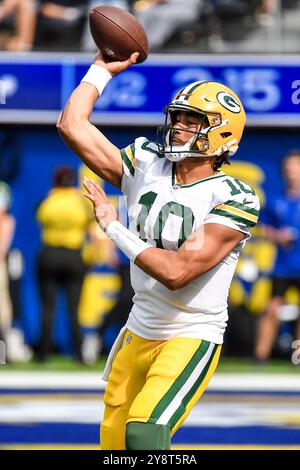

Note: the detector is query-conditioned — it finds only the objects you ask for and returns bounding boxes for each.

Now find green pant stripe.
[210,208,256,227]
[167,344,218,429]
[148,340,211,424]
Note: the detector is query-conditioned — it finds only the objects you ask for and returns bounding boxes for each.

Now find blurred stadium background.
[0,0,300,450]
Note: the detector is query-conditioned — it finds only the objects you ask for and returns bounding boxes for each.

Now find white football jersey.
[120,137,260,344]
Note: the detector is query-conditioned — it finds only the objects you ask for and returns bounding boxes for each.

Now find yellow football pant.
[101,329,221,450]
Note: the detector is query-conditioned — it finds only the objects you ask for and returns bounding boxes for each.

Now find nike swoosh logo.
[243,198,252,205]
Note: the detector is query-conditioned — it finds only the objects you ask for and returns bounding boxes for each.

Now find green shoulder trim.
[141,140,164,158]
[120,143,135,177]
[224,199,259,217]
[210,208,256,227]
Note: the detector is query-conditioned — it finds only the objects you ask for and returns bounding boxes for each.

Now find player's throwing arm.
[57,7,148,189]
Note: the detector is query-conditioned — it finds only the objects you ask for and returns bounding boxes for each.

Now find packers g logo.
[217,91,241,113]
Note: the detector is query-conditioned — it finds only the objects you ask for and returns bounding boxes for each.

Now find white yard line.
[0,372,299,391]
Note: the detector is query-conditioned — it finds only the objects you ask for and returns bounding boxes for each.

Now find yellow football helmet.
[157,81,246,162]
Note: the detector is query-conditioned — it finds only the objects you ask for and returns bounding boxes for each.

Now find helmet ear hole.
[221,132,232,139]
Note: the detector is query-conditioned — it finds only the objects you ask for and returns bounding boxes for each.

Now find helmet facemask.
[157,106,214,162]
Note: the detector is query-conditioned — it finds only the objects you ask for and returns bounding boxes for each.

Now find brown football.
[89,5,148,63]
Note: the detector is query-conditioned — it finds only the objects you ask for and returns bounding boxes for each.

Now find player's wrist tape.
[81,64,112,96]
[105,221,151,262]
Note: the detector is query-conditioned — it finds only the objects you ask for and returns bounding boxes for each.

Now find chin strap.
[165,138,238,162]
[163,119,234,163]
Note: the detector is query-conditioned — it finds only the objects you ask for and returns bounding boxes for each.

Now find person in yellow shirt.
[36,165,91,362]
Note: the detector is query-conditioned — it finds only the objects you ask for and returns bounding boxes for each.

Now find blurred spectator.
[97,196,134,356]
[99,249,134,356]
[36,166,91,362]
[0,181,30,362]
[133,0,204,51]
[34,0,89,51]
[255,151,300,362]
[0,0,36,51]
[79,220,121,365]
[0,182,15,339]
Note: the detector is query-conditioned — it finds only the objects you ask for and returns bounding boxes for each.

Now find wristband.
[81,64,112,96]
[105,221,151,262]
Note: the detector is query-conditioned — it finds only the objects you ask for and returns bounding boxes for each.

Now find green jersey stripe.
[210,208,256,227]
[129,143,136,159]
[121,148,135,177]
[148,340,211,424]
[141,140,163,157]
[224,200,259,217]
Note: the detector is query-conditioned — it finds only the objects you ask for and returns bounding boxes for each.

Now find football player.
[57,52,260,450]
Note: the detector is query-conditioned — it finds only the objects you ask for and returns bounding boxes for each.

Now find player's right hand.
[93,50,139,76]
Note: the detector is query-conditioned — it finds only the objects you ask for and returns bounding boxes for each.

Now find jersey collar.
[172,163,225,188]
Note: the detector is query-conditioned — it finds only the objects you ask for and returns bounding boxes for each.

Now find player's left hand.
[83,177,117,231]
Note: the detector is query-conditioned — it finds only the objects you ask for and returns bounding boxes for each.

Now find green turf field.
[1,355,298,373]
